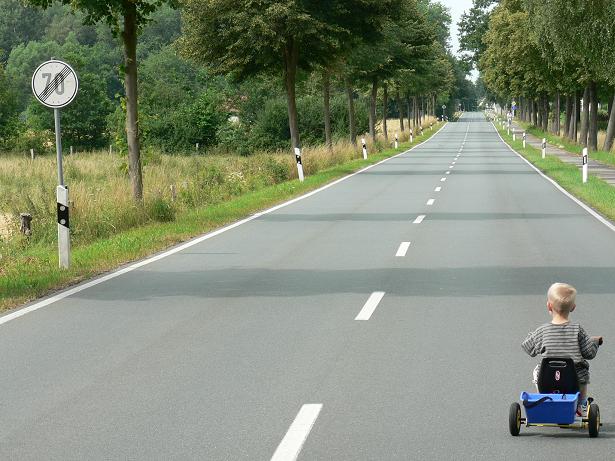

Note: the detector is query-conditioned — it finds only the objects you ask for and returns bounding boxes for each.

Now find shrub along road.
[1,113,614,459]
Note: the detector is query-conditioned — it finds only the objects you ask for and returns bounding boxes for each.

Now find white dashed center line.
[440,177,447,182]
[271,404,323,461]
[426,199,435,206]
[413,214,426,224]
[395,241,411,257]
[434,186,442,192]
[445,171,450,175]
[355,292,385,320]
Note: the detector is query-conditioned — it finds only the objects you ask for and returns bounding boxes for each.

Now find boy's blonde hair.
[547,283,577,314]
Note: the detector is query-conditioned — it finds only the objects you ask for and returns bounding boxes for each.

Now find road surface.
[1,112,614,460]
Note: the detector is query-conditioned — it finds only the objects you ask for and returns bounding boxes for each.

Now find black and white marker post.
[582,147,588,183]
[294,147,304,182]
[31,59,79,269]
[523,132,526,148]
[394,132,398,149]
[410,128,413,143]
[541,138,546,159]
[361,138,368,160]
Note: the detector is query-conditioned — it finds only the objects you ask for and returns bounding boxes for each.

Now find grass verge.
[1,124,443,312]
[515,121,615,168]
[495,123,615,224]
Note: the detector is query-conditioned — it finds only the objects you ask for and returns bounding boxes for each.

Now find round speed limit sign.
[31,60,79,109]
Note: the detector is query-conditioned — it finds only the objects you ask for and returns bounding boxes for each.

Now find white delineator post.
[294,147,304,182]
[361,138,367,159]
[56,184,70,268]
[410,129,413,143]
[394,132,398,149]
[523,132,526,148]
[30,148,35,160]
[582,147,588,183]
[541,138,546,159]
[512,131,516,141]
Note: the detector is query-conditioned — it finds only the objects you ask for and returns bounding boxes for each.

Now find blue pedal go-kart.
[509,356,603,438]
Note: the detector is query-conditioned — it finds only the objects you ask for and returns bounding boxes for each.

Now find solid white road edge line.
[355,292,386,321]
[426,199,435,206]
[271,404,322,461]
[395,241,411,257]
[0,124,450,326]
[491,122,615,233]
[413,215,426,224]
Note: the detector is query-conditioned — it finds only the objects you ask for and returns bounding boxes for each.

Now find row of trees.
[1,0,472,201]
[462,0,615,152]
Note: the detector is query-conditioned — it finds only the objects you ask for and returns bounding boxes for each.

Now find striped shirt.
[521,322,599,383]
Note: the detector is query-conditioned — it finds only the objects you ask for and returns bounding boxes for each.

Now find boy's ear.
[547,301,553,313]
[570,303,576,312]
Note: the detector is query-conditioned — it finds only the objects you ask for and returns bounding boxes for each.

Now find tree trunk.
[570,90,578,142]
[283,39,301,150]
[532,99,538,126]
[396,89,405,132]
[405,94,411,128]
[603,91,615,152]
[552,92,560,135]
[345,79,356,146]
[588,81,598,151]
[579,84,590,146]
[542,94,549,132]
[369,76,378,141]
[564,94,571,138]
[382,82,388,142]
[536,98,542,128]
[122,4,143,201]
[322,70,332,149]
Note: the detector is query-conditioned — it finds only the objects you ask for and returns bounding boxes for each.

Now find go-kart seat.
[537,357,580,394]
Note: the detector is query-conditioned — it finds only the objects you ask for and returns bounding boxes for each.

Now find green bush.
[148,196,175,222]
[245,93,370,152]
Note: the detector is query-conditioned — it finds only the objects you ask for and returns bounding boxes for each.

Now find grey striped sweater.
[521,322,599,384]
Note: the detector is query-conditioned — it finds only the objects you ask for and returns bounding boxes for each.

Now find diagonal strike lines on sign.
[38,66,70,101]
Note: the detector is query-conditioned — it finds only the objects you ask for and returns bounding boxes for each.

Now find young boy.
[522,283,603,416]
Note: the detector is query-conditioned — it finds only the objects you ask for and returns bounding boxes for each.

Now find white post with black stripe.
[361,138,367,159]
[523,132,526,148]
[57,185,70,268]
[294,147,304,182]
[410,128,413,144]
[541,138,546,159]
[512,130,516,141]
[394,132,398,149]
[31,59,78,269]
[582,147,588,183]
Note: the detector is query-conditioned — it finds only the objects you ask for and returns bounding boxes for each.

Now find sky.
[440,0,479,80]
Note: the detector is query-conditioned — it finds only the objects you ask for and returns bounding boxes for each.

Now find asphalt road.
[1,112,614,460]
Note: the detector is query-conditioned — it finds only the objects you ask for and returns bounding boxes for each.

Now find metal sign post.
[32,59,79,269]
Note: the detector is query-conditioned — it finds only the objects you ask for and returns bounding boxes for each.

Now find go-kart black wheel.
[588,403,600,438]
[509,402,521,436]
